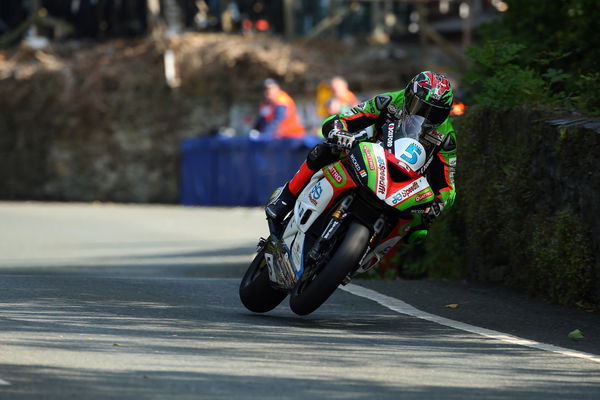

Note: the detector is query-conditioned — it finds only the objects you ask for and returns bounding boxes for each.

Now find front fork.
[306,195,355,266]
[342,214,387,284]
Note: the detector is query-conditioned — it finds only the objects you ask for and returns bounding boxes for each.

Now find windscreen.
[398,114,428,140]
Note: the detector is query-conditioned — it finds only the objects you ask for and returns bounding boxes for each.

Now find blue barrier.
[181,135,322,206]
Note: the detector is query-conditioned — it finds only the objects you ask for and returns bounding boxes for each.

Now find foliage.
[464,41,548,110]
[451,106,598,306]
[463,0,600,116]
[528,208,594,306]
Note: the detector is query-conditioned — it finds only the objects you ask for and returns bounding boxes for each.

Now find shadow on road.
[1,274,600,399]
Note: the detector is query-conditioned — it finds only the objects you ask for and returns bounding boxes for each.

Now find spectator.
[254,78,305,139]
[316,76,360,119]
[329,76,359,113]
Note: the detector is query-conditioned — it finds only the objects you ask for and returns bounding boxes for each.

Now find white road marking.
[342,283,600,364]
[0,378,11,385]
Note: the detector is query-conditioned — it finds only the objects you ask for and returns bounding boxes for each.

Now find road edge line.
[342,283,600,364]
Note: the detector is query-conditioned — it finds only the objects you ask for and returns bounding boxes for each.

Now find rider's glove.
[423,198,444,226]
[327,129,356,151]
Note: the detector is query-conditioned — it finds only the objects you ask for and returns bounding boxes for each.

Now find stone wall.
[436,107,600,306]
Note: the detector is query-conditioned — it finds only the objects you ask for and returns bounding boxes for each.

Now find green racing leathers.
[277,89,456,249]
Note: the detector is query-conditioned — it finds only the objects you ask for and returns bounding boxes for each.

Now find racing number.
[400,143,422,164]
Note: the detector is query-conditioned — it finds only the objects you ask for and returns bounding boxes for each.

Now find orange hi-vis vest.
[263,90,305,138]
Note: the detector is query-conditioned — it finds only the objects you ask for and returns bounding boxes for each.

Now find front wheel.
[289,222,370,316]
[239,247,288,313]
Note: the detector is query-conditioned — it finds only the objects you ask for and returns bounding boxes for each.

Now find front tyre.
[239,247,288,313]
[289,222,370,316]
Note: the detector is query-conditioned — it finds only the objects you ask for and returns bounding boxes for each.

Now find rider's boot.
[265,147,336,224]
[265,184,297,223]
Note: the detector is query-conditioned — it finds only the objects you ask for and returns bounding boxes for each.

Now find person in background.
[316,76,360,133]
[328,76,359,114]
[254,78,305,139]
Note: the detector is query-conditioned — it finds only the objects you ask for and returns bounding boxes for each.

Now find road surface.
[0,202,599,399]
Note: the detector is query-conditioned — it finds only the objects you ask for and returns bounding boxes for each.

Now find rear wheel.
[239,247,288,313]
[289,222,370,316]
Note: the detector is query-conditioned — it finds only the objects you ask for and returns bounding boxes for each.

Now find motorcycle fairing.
[280,170,336,279]
[384,177,434,210]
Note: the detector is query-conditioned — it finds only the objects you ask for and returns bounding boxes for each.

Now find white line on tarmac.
[342,283,600,364]
[0,378,11,385]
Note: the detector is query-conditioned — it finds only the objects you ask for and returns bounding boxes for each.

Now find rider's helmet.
[399,71,453,148]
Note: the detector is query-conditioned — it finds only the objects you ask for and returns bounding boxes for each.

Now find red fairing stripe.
[385,151,420,180]
[437,152,452,191]
[343,112,379,121]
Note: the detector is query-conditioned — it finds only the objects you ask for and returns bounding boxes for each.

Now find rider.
[266,71,457,244]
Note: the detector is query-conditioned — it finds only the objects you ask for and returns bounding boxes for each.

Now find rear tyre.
[239,247,288,313]
[289,222,370,316]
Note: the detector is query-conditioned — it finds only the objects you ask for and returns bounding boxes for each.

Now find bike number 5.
[400,143,422,165]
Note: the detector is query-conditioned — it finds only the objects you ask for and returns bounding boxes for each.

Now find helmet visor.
[404,90,451,125]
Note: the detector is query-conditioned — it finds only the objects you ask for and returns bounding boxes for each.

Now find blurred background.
[1,0,599,306]
[0,0,507,204]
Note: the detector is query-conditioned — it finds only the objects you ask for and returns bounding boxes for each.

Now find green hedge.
[419,106,597,307]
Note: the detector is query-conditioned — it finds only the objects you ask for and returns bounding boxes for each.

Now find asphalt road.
[0,202,599,399]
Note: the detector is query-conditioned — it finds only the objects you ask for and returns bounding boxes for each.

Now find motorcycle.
[239,116,435,316]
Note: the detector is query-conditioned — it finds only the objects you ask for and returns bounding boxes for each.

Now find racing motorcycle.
[239,116,435,316]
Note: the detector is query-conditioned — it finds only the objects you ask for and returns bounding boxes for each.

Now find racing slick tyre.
[239,247,288,313]
[289,221,370,316]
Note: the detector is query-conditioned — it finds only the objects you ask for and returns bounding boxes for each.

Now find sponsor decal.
[359,169,367,178]
[376,156,387,195]
[391,192,403,205]
[448,157,457,167]
[418,155,434,175]
[415,190,433,202]
[430,130,444,140]
[350,154,361,172]
[422,131,443,146]
[310,182,323,199]
[322,219,340,240]
[308,182,322,205]
[363,145,375,170]
[327,165,344,184]
[386,123,394,148]
[401,181,420,198]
